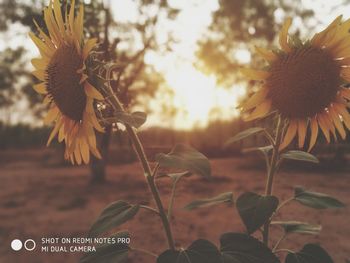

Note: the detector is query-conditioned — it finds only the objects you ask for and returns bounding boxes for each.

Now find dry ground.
[0,149,349,263]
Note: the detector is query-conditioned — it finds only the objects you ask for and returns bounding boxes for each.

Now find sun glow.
[164,64,246,130]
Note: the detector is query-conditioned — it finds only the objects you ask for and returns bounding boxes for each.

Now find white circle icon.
[24,239,36,251]
[11,239,23,251]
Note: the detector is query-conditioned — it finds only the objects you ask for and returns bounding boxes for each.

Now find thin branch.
[152,163,160,177]
[140,205,160,216]
[275,197,295,215]
[273,234,287,252]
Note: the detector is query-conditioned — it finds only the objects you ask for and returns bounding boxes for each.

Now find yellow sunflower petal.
[330,40,350,58]
[74,5,84,44]
[84,102,104,132]
[328,34,350,55]
[311,15,342,47]
[73,141,82,165]
[29,32,54,58]
[53,0,66,37]
[47,117,63,146]
[84,82,103,100]
[297,119,307,148]
[280,119,298,150]
[340,68,350,81]
[32,70,46,81]
[90,145,102,159]
[80,140,90,164]
[43,95,52,105]
[327,18,350,49]
[308,117,319,151]
[89,113,104,132]
[31,58,48,70]
[83,123,98,150]
[240,87,268,112]
[82,38,97,59]
[317,113,331,143]
[244,100,271,121]
[241,68,270,80]
[33,83,47,94]
[86,98,94,113]
[323,112,337,140]
[279,17,292,52]
[44,106,59,124]
[63,120,75,142]
[329,105,346,139]
[255,46,277,62]
[333,103,350,130]
[67,123,80,145]
[44,5,61,45]
[58,124,66,142]
[68,0,75,33]
[69,153,75,165]
[79,74,88,84]
[33,20,55,50]
[340,86,350,99]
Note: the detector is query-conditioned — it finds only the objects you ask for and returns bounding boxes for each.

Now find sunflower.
[240,16,350,151]
[30,0,104,164]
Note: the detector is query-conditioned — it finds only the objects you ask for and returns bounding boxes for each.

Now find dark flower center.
[46,45,86,121]
[266,46,340,118]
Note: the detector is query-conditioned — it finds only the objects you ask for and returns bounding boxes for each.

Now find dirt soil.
[0,149,349,263]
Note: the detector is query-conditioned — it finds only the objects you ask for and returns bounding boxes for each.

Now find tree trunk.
[90,125,112,183]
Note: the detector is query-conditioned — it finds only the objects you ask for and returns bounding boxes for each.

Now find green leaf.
[224,127,265,147]
[184,192,234,210]
[285,244,333,263]
[236,192,279,234]
[80,231,129,263]
[294,187,345,209]
[89,201,140,237]
[281,151,319,163]
[157,239,221,263]
[220,232,279,263]
[106,111,147,128]
[271,221,321,235]
[156,144,211,178]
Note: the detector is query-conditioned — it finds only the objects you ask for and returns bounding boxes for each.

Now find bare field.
[0,149,349,263]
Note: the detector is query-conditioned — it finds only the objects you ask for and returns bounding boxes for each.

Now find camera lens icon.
[24,239,36,251]
[11,239,36,251]
[11,239,22,251]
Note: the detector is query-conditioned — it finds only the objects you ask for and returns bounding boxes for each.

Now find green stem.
[105,70,175,250]
[275,197,294,215]
[272,233,286,252]
[263,116,283,246]
[168,177,180,220]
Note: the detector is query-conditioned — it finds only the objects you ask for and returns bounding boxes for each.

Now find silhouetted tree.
[83,0,179,182]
